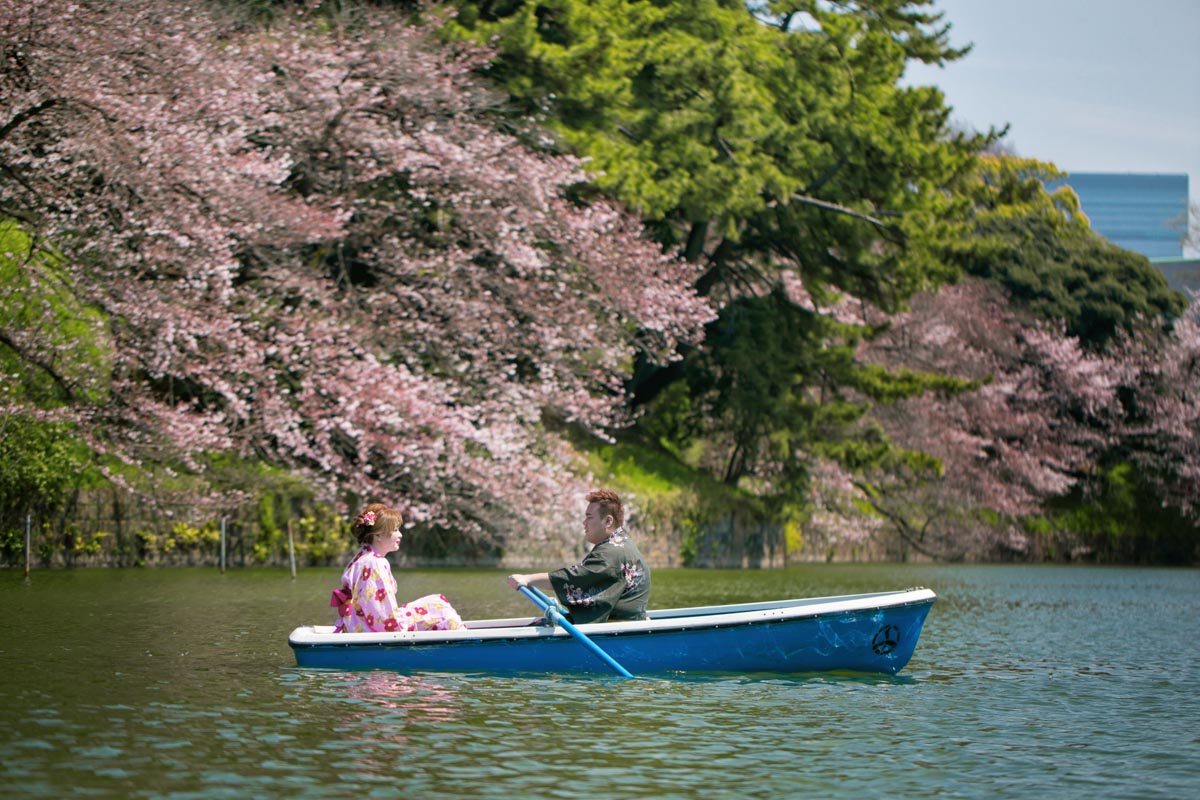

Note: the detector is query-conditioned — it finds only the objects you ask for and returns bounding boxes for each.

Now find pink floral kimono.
[331,545,463,633]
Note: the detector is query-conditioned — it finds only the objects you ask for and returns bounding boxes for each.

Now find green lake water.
[1,564,1197,799]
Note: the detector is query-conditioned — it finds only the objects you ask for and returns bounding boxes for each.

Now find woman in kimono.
[507,489,650,624]
[331,503,463,633]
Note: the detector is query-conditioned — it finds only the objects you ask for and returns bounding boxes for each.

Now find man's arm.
[507,572,551,591]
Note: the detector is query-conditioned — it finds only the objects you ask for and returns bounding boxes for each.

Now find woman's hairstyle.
[586,488,624,528]
[351,503,403,545]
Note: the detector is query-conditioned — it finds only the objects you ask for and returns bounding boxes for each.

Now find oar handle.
[517,585,633,679]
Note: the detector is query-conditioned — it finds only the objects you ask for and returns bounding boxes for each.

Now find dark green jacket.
[548,528,650,624]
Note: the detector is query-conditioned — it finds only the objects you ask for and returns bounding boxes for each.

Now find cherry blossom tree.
[0,0,712,544]
[804,281,1131,559]
[1113,295,1200,519]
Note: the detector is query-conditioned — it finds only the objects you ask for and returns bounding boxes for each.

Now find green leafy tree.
[1048,463,1198,565]
[0,220,112,406]
[448,0,990,501]
[951,155,1186,349]
[0,220,108,552]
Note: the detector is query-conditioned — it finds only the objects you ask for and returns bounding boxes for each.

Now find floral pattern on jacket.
[548,527,650,625]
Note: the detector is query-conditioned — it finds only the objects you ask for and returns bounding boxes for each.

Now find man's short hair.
[586,489,623,528]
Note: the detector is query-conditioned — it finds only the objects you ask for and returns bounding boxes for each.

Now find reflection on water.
[339,671,462,717]
[325,671,464,758]
[0,565,1197,799]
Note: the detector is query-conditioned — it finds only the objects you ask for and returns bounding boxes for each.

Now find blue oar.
[517,585,634,678]
[525,584,559,609]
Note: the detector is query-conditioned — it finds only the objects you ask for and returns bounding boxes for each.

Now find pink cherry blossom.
[808,281,1158,559]
[0,0,713,542]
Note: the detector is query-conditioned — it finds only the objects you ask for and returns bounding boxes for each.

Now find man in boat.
[507,489,650,624]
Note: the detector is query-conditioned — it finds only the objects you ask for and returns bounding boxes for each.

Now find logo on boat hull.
[871,625,900,655]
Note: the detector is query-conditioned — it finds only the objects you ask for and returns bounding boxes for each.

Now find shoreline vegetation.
[5,430,1196,569]
[2,1,1197,569]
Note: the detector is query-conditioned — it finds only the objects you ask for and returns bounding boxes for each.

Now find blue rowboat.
[288,587,936,675]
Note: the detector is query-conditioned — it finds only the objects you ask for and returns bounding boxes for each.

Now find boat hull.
[289,588,935,676]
